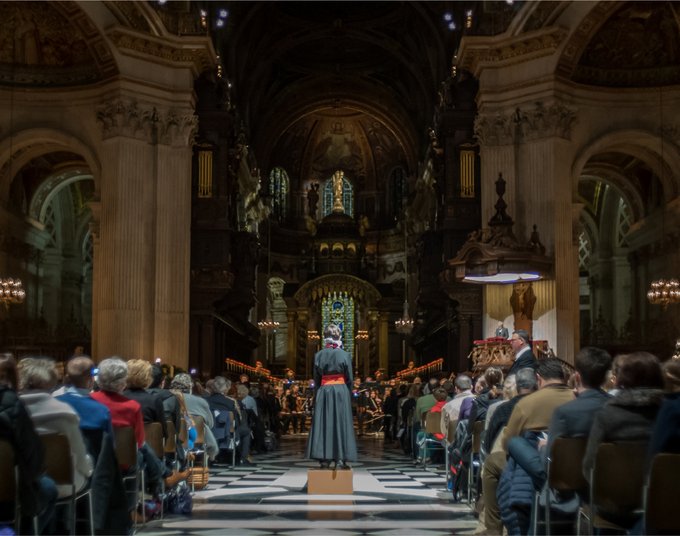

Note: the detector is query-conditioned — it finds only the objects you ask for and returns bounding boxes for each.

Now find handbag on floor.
[166,482,193,515]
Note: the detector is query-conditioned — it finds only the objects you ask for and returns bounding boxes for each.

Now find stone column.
[92,98,196,367]
[475,103,579,361]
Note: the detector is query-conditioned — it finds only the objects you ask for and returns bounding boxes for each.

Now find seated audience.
[0,354,57,534]
[123,359,168,440]
[206,376,252,464]
[56,356,113,455]
[582,351,664,529]
[147,363,180,431]
[647,359,680,459]
[170,373,219,461]
[18,357,94,495]
[440,374,474,436]
[486,359,573,535]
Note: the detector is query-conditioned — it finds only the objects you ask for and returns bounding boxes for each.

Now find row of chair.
[535,438,680,535]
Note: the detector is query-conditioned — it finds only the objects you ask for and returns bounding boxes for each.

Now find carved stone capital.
[475,101,577,146]
[97,97,197,146]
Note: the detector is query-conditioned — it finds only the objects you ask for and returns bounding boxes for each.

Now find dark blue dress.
[305,346,358,463]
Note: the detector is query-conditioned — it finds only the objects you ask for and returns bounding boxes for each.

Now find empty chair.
[644,453,680,534]
[144,422,164,460]
[41,432,94,536]
[113,426,145,524]
[532,436,588,536]
[419,411,446,469]
[580,442,647,533]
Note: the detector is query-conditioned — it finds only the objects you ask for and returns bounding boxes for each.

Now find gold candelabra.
[647,278,680,309]
[0,277,25,307]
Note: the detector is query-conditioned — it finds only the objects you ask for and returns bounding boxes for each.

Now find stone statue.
[307,182,320,217]
[332,170,345,213]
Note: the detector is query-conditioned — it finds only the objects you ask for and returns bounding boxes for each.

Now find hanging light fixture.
[257,214,278,365]
[647,279,680,310]
[646,88,679,310]
[1,25,26,310]
[395,225,414,334]
[0,277,25,308]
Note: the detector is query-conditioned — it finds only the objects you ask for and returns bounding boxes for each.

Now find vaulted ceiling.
[215,2,467,181]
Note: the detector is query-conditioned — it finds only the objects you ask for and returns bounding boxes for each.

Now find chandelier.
[257,316,280,333]
[395,224,414,335]
[395,299,414,334]
[0,277,26,307]
[647,279,680,309]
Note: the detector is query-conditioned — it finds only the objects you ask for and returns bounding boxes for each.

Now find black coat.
[123,388,168,439]
[0,386,45,517]
[583,388,664,481]
[507,350,537,376]
[546,388,610,455]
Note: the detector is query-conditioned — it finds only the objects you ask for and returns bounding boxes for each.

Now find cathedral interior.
[1,0,680,377]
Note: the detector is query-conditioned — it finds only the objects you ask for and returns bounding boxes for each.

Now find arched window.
[321,291,355,357]
[578,230,592,273]
[322,171,353,217]
[269,167,289,220]
[615,197,632,247]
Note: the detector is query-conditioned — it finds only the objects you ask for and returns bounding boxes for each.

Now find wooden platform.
[307,468,354,495]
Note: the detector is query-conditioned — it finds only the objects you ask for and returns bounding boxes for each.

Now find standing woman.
[305,323,358,469]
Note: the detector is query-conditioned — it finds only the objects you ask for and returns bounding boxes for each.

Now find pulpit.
[469,338,549,372]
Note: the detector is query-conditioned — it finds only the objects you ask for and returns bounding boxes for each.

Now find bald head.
[66,356,94,390]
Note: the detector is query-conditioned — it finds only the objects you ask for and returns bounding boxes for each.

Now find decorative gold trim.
[457,26,568,76]
[107,27,217,75]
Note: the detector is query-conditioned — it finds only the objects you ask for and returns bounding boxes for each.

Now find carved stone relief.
[96,98,198,146]
[474,102,577,146]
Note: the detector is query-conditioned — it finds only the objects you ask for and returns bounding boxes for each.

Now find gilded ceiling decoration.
[569,1,680,87]
[0,1,117,86]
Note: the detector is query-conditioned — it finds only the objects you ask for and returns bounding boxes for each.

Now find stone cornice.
[457,26,569,78]
[96,97,198,146]
[107,26,217,76]
[474,101,577,146]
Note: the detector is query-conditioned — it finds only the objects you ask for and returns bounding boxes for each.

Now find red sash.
[321,374,345,386]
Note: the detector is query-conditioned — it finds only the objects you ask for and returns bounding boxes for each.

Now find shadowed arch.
[0,128,101,204]
[571,129,680,203]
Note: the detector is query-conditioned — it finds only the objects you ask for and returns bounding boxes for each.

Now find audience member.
[147,363,180,431]
[440,374,474,434]
[123,359,167,439]
[170,373,219,461]
[56,356,113,450]
[0,354,57,533]
[18,357,94,495]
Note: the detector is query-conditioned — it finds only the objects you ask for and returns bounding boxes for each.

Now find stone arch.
[579,166,644,223]
[28,169,94,223]
[571,129,680,203]
[0,128,101,204]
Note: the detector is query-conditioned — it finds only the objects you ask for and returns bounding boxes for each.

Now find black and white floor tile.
[139,435,478,535]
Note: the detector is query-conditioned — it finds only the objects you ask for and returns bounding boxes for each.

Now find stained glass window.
[321,291,355,357]
[322,171,353,217]
[269,167,289,220]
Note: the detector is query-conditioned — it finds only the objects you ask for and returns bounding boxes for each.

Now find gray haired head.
[97,357,128,393]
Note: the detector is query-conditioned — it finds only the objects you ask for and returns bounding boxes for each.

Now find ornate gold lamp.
[646,279,680,310]
[0,277,25,307]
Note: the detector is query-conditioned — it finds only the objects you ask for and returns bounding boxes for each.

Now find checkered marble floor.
[139,435,478,535]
